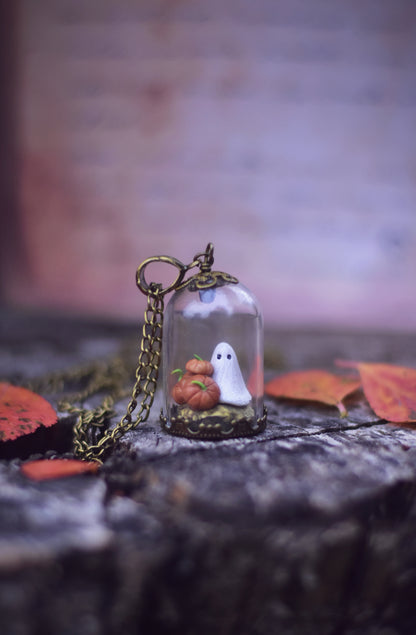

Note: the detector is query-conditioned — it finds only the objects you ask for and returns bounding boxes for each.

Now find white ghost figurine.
[210,342,251,407]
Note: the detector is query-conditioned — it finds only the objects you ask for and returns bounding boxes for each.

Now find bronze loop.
[191,242,214,272]
[136,255,187,297]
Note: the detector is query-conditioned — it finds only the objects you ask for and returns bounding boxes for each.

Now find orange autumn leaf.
[21,459,99,481]
[336,361,416,423]
[265,370,361,416]
[0,382,57,442]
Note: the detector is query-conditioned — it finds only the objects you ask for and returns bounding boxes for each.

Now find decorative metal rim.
[160,406,267,440]
[176,270,239,292]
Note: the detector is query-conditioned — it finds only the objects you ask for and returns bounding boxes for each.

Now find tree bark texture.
[0,310,416,634]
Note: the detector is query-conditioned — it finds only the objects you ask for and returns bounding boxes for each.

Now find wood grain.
[0,311,416,632]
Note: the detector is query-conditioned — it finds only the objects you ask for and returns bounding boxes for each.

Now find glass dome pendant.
[136,243,267,440]
[70,243,266,462]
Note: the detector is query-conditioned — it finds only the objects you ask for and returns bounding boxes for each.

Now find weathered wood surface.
[1,310,416,634]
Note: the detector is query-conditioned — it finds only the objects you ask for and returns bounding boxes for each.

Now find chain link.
[70,288,164,463]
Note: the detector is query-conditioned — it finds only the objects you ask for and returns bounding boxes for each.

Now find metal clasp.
[136,243,214,297]
[136,255,187,296]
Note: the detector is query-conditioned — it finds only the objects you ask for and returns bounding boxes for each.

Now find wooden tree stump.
[0,310,416,634]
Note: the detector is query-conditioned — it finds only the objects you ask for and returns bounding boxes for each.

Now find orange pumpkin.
[171,373,193,404]
[185,358,214,376]
[183,375,220,411]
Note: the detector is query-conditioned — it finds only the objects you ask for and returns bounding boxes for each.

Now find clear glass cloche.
[160,246,266,439]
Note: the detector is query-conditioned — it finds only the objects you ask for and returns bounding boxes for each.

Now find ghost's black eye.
[217,354,222,359]
[227,354,232,360]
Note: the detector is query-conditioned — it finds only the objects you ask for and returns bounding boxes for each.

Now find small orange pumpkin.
[183,375,220,411]
[185,358,214,376]
[171,373,193,404]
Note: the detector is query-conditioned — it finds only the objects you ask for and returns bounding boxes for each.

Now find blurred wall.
[3,0,416,329]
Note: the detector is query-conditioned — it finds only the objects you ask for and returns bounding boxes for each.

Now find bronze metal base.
[160,404,267,440]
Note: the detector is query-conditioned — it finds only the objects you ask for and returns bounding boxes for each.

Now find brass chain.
[70,286,164,463]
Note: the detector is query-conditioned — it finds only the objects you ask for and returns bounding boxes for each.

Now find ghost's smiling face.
[210,342,251,407]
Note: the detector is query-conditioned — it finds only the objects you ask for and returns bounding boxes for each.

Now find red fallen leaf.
[0,382,57,442]
[21,459,99,480]
[336,361,416,423]
[265,370,361,416]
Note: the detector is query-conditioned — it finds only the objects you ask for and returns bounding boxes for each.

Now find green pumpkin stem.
[193,354,202,361]
[171,368,184,380]
[191,380,207,390]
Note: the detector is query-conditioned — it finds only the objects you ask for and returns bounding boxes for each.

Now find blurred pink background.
[2,0,416,330]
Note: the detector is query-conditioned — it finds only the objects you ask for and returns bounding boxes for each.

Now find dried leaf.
[0,382,57,442]
[265,370,361,416]
[336,361,416,423]
[21,459,99,481]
